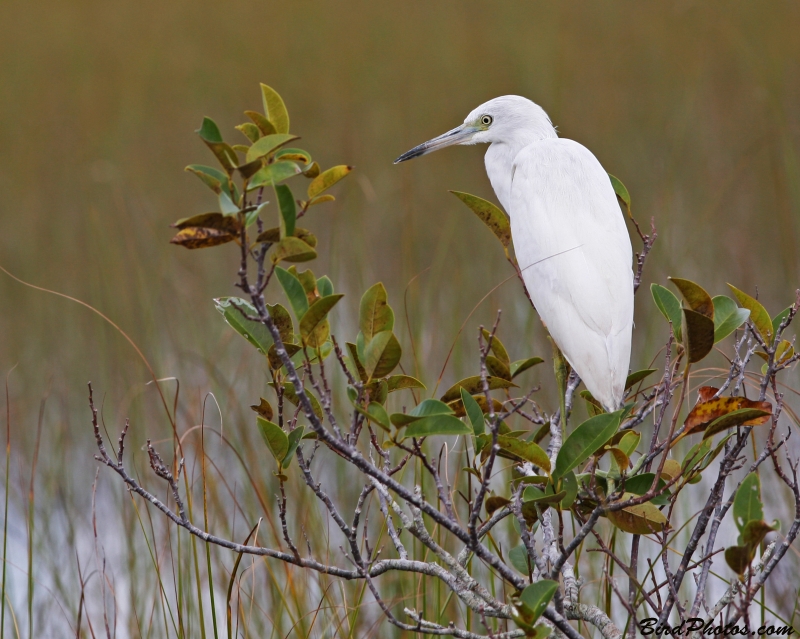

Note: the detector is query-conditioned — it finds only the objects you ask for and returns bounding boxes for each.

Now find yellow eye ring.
[480,115,493,126]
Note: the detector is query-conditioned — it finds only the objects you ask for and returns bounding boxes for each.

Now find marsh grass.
[1,1,800,636]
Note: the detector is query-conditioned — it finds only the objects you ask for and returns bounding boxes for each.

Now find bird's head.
[394,95,556,164]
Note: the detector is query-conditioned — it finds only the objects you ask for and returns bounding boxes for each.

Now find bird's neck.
[484,127,557,213]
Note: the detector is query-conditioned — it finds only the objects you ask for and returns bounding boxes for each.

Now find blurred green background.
[1,0,799,636]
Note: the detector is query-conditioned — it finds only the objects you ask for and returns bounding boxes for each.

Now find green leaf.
[410,398,454,417]
[625,369,657,390]
[359,283,394,342]
[617,431,641,457]
[608,174,631,216]
[510,357,545,379]
[702,407,772,439]
[363,331,402,379]
[275,184,297,238]
[449,190,511,253]
[196,117,238,173]
[496,436,551,472]
[554,411,622,480]
[440,376,518,403]
[651,284,683,340]
[283,426,305,467]
[607,493,668,534]
[308,165,353,199]
[218,190,240,216]
[712,295,750,343]
[317,276,334,298]
[185,164,227,195]
[682,439,712,473]
[624,473,671,506]
[404,413,472,438]
[509,544,532,575]
[728,284,774,344]
[247,161,303,190]
[460,388,485,436]
[271,237,317,264]
[299,294,343,342]
[772,307,792,336]
[365,402,391,431]
[275,267,309,318]
[519,580,559,624]
[246,202,267,228]
[559,471,579,509]
[387,375,426,392]
[260,84,290,134]
[682,308,715,363]
[733,473,763,531]
[258,417,288,464]
[214,297,272,355]
[523,485,566,504]
[197,117,223,143]
[246,134,299,163]
[670,277,714,319]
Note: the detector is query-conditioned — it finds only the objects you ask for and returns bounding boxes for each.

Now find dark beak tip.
[394,147,425,165]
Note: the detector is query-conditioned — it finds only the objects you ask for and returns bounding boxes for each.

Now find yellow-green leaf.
[271,237,317,264]
[246,134,299,163]
[728,284,774,344]
[308,165,353,199]
[245,110,276,136]
[607,493,667,534]
[387,375,426,392]
[449,190,511,252]
[670,277,714,319]
[363,331,402,380]
[359,283,394,342]
[260,84,290,134]
[299,294,343,342]
[510,357,544,379]
[496,436,551,472]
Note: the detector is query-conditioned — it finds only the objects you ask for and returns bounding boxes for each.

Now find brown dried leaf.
[250,398,274,421]
[170,227,236,249]
[486,496,511,515]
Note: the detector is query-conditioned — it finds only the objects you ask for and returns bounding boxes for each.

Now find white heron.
[395,96,633,411]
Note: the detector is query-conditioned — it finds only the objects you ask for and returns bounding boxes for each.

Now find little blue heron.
[395,96,633,411]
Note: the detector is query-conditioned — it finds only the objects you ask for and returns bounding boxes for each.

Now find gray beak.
[394,125,477,164]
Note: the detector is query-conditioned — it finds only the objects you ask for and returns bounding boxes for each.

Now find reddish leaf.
[684,392,772,437]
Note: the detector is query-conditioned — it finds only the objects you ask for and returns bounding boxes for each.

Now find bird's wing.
[509,138,634,410]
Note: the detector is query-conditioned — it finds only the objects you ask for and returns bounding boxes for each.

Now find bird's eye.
[480,115,493,126]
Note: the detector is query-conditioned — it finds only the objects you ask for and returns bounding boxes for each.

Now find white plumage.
[395,96,634,411]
